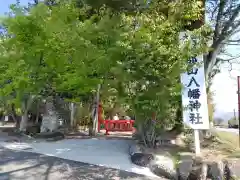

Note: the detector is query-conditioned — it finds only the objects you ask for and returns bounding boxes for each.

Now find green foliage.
[101,0,210,129]
[228,117,239,126]
[0,0,210,136]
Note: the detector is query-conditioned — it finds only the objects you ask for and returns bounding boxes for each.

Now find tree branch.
[34,0,39,4]
[213,0,226,41]
[205,0,240,80]
[220,3,240,40]
[216,55,240,63]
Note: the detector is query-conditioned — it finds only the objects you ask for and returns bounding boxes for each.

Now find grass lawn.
[215,131,240,158]
[208,131,240,159]
[215,131,239,147]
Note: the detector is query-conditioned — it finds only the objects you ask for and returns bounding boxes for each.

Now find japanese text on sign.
[180,32,209,129]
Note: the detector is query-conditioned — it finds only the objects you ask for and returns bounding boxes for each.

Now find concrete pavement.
[215,127,239,134]
[0,148,166,180]
[0,138,158,177]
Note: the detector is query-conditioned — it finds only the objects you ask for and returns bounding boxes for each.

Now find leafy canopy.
[0,0,210,129]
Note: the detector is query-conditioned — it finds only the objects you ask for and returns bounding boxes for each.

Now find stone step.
[178,152,194,179]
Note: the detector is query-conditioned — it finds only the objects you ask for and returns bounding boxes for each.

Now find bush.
[214,118,224,126]
[228,117,239,128]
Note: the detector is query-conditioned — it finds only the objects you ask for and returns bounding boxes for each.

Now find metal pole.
[237,76,240,147]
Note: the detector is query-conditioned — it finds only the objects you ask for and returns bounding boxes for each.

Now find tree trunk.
[35,100,40,123]
[92,84,101,136]
[19,112,28,132]
[15,116,20,129]
[41,97,59,132]
[10,113,18,128]
[19,97,34,132]
[70,102,75,127]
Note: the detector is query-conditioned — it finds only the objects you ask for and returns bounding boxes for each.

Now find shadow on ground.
[0,147,160,180]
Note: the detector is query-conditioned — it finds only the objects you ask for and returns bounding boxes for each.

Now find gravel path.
[0,148,167,180]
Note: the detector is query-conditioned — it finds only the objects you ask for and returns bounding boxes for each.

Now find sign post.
[237,76,240,147]
[180,32,209,156]
[194,129,201,155]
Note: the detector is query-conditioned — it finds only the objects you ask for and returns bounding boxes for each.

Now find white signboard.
[180,32,209,130]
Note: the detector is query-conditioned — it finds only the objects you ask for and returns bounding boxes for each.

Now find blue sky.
[0,0,239,120]
[0,0,31,15]
[0,0,15,13]
[211,50,240,119]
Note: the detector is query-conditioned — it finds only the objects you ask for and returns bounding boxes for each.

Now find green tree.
[206,0,240,81]
[0,1,210,140]
[95,0,210,146]
[228,116,239,128]
[0,1,130,131]
[214,117,224,126]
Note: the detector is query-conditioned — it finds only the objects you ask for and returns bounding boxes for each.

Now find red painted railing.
[97,103,135,134]
[104,120,135,135]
